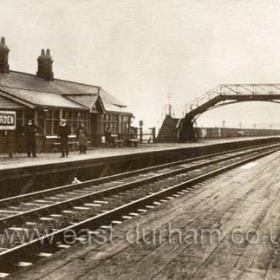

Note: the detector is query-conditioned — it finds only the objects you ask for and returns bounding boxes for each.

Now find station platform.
[10,142,280,280]
[0,136,279,171]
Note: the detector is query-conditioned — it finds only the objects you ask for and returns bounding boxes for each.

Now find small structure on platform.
[0,37,133,152]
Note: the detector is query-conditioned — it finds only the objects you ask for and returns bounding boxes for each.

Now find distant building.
[0,37,133,152]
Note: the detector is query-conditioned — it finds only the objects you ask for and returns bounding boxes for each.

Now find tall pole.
[9,130,13,158]
[139,120,143,144]
[167,92,172,116]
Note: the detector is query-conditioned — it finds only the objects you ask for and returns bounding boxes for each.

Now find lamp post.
[149,127,156,143]
[139,120,143,144]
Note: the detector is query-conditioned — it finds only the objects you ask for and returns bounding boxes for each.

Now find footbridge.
[179,84,280,141]
[184,84,280,120]
[157,84,280,142]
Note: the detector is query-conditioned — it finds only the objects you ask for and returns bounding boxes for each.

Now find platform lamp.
[129,115,135,130]
[139,120,143,144]
[222,120,225,138]
[129,115,135,139]
[77,112,81,125]
[149,127,156,143]
[37,109,48,133]
[39,109,48,151]
[130,115,135,125]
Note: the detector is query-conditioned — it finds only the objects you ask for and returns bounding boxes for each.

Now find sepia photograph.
[1,0,280,279]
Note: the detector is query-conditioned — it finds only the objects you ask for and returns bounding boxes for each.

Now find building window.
[46,110,60,135]
[99,113,131,139]
[62,110,89,135]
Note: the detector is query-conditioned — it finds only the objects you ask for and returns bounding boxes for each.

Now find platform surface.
[9,148,280,280]
[0,136,278,171]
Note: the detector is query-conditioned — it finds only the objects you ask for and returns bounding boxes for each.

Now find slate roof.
[0,86,87,110]
[64,95,101,113]
[0,71,99,94]
[0,71,132,114]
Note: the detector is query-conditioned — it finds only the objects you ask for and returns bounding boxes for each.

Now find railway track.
[0,143,279,278]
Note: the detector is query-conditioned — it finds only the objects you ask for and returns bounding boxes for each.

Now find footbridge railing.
[184,84,280,119]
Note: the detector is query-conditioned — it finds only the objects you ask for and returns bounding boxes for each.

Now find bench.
[128,139,138,147]
[113,139,123,147]
[112,135,137,148]
[103,135,137,148]
[113,139,137,148]
[109,135,124,148]
[46,135,79,152]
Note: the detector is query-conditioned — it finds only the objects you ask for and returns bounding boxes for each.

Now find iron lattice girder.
[184,84,280,121]
[220,84,280,95]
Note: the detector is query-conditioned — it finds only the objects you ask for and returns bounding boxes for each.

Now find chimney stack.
[0,37,10,73]
[37,48,54,81]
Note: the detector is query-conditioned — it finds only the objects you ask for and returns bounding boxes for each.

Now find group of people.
[23,119,88,158]
[58,119,88,157]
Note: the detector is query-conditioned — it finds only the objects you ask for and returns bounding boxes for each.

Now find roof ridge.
[62,93,98,96]
[9,70,101,89]
[0,85,97,95]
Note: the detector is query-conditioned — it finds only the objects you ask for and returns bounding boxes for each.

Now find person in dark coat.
[105,127,112,147]
[58,119,71,157]
[76,122,88,154]
[23,119,39,157]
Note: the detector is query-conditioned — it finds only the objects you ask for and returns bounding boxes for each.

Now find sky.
[1,0,280,129]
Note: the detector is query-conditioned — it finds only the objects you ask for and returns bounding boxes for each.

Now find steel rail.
[0,145,278,272]
[0,143,279,229]
[0,142,277,206]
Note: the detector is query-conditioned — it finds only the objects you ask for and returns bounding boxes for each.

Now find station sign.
[0,111,16,130]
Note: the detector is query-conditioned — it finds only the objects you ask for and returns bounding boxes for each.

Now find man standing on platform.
[23,119,39,157]
[105,127,113,147]
[58,119,71,158]
[76,122,88,154]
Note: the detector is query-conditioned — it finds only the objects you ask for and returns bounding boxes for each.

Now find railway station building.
[0,38,133,152]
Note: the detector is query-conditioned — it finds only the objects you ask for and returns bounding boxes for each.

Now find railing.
[184,84,280,116]
[183,85,221,116]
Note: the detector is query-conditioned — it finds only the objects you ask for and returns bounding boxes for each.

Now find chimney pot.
[0,37,9,73]
[37,48,54,80]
